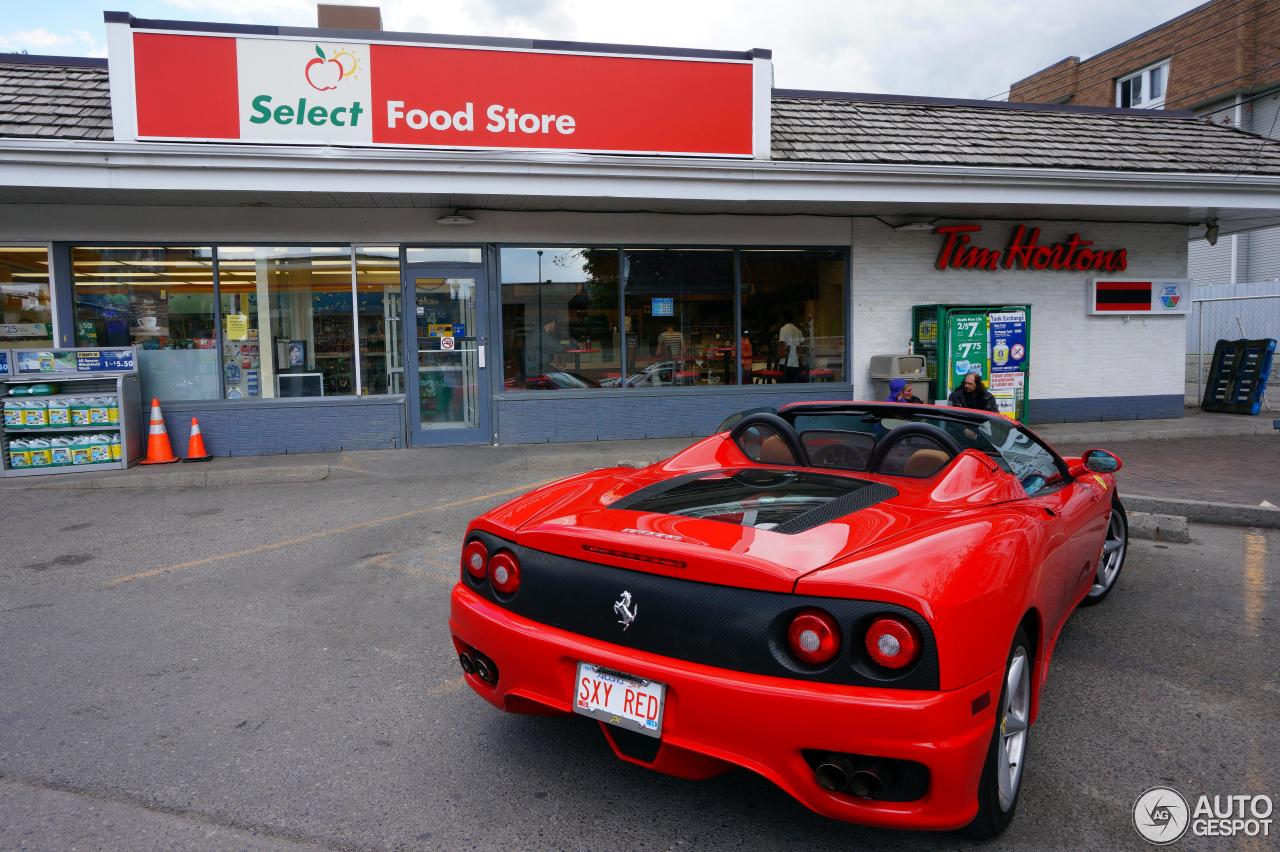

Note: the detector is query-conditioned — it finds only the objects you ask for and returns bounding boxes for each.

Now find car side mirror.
[1082,449,1122,474]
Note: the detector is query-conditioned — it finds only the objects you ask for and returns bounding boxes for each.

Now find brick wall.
[154,396,404,457]
[1009,0,1280,110]
[850,218,1189,420]
[496,384,846,443]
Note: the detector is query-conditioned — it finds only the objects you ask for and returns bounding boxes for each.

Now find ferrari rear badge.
[613,591,638,630]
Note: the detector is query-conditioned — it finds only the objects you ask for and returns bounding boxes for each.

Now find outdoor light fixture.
[436,210,476,226]
[1204,218,1219,246]
[892,221,937,231]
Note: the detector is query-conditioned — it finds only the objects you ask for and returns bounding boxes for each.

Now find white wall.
[850,218,1188,402]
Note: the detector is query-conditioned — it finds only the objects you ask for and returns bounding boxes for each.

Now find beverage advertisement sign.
[946,312,988,393]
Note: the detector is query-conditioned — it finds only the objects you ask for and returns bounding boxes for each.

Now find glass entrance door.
[403,264,489,445]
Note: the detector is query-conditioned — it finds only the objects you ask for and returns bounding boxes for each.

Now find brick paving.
[1058,435,1280,507]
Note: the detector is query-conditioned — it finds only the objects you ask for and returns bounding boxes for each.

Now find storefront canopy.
[3,36,1280,236]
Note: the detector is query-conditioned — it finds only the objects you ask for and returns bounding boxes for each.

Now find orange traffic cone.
[139,398,179,465]
[182,417,213,463]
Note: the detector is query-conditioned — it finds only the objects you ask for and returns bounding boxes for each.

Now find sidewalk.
[5,410,1276,525]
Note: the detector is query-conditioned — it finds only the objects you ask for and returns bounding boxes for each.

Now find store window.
[354,246,401,395]
[215,247,353,399]
[623,249,735,387]
[72,246,219,400]
[1,247,54,348]
[500,248,620,389]
[740,250,846,384]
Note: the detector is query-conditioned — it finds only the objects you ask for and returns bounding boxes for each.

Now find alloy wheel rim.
[1091,509,1126,597]
[997,647,1030,812]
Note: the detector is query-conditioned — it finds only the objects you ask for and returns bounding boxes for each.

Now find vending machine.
[910,304,1031,420]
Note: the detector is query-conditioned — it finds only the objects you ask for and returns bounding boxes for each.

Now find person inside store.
[887,378,926,404]
[523,316,567,383]
[947,371,999,412]
[777,314,806,382]
[657,323,685,365]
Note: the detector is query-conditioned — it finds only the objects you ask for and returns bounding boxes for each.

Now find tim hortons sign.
[110,24,759,157]
[934,224,1128,273]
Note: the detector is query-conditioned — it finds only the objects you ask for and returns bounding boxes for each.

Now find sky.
[2,0,1207,100]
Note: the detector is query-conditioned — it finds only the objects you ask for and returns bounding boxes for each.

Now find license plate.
[573,662,665,739]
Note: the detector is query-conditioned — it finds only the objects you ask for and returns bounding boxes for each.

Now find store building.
[2,10,1280,454]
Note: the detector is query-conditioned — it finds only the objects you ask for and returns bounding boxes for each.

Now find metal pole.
[1197,301,1203,405]
[536,250,543,375]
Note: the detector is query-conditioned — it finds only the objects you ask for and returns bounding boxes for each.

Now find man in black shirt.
[947,371,999,413]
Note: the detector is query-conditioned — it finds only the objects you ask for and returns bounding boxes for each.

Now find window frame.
[1116,58,1170,109]
[0,242,57,348]
[494,242,851,398]
[63,240,425,404]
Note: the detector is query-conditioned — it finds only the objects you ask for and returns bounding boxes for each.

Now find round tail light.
[489,551,521,596]
[864,617,920,670]
[787,609,841,666]
[462,540,488,581]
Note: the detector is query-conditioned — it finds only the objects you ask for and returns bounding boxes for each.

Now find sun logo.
[304,45,362,92]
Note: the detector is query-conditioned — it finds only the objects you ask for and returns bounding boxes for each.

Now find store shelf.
[4,374,131,383]
[4,424,122,433]
[1,392,123,401]
[2,461,125,477]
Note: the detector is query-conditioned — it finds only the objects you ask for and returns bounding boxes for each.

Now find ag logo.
[1159,284,1182,310]
[1133,786,1190,844]
[305,44,360,91]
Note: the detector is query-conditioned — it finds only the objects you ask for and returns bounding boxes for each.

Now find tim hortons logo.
[934,224,1128,273]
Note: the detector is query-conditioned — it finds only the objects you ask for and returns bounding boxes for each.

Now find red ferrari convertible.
[449,401,1128,837]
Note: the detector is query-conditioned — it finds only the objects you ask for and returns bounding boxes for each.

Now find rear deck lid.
[516,468,914,592]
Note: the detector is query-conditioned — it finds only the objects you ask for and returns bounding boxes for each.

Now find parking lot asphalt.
[1,461,1276,851]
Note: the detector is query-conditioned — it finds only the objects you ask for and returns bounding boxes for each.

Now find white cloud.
[147,0,1203,100]
[0,27,73,51]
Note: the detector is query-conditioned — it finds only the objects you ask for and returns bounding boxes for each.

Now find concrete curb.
[1039,418,1277,445]
[1127,511,1191,543]
[1125,494,1280,529]
[20,464,330,490]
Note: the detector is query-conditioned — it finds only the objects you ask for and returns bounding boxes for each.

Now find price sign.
[946,312,989,394]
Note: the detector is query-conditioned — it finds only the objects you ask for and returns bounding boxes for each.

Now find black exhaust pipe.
[849,764,890,799]
[458,651,476,675]
[473,655,493,683]
[814,754,895,799]
[814,754,856,792]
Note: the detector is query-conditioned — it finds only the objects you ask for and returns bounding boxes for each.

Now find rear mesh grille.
[773,482,898,534]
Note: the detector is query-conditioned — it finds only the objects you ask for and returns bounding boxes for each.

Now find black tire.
[962,626,1032,840]
[1080,496,1128,607]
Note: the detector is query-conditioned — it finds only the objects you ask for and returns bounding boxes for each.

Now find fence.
[1186,282,1280,411]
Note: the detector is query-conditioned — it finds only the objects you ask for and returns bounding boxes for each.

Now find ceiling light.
[436,210,476,226]
[1204,218,1219,246]
[892,221,936,231]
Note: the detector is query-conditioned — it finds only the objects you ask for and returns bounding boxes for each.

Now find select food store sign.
[111,28,758,156]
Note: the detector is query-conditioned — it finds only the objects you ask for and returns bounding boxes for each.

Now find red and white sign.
[1089,279,1190,315]
[113,28,758,157]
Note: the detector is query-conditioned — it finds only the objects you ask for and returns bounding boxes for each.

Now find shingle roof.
[0,58,112,140]
[771,93,1280,175]
[4,57,1280,177]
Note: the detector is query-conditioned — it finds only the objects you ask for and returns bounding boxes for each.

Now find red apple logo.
[305,45,343,91]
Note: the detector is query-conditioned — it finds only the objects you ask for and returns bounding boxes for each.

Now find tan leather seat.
[759,433,797,465]
[904,448,950,477]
